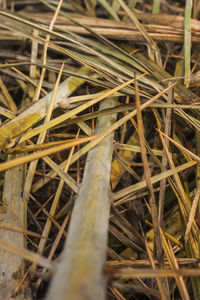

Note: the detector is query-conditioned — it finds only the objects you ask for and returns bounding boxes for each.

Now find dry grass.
[0,0,200,299]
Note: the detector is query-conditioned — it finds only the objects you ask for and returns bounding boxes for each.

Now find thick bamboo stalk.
[47,96,117,300]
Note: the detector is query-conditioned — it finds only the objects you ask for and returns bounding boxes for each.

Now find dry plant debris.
[0,0,200,299]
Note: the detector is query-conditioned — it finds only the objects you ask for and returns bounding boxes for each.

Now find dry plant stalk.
[135,77,169,299]
[0,156,28,300]
[47,97,117,300]
[0,66,92,149]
